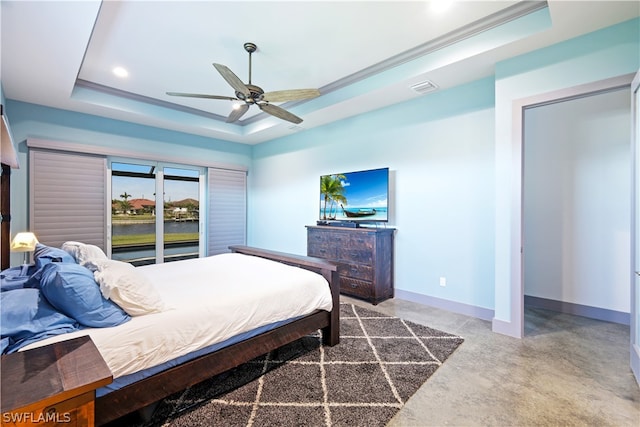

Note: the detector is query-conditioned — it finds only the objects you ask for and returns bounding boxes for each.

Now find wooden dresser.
[306,225,395,304]
[1,336,112,427]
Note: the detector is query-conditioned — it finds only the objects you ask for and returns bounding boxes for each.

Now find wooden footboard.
[95,246,339,425]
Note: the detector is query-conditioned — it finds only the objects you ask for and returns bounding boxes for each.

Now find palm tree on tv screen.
[320,174,347,220]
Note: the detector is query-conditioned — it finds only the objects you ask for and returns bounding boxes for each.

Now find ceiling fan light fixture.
[167,42,319,124]
[410,80,438,95]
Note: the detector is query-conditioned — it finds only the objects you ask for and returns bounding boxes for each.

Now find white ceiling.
[1,1,638,145]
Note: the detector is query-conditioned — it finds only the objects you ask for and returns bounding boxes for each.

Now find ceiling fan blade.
[258,103,303,124]
[262,89,320,103]
[213,63,250,99]
[166,92,237,101]
[226,103,250,123]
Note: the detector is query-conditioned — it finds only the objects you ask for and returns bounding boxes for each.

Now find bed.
[0,243,339,425]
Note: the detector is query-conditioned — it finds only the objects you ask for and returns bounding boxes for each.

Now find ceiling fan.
[167,42,320,124]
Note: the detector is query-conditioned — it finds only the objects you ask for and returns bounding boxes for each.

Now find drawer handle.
[319,249,326,253]
[349,283,358,288]
[350,267,358,274]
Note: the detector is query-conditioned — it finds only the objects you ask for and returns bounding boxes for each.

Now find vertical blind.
[207,168,247,255]
[30,149,107,250]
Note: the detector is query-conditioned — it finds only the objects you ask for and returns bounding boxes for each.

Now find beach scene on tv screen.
[320,168,388,221]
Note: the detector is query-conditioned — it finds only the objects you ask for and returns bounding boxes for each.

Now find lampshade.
[10,232,39,252]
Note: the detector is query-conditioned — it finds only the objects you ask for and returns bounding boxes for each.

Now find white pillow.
[62,241,108,268]
[92,259,165,316]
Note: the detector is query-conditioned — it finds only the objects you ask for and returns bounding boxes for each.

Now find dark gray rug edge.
[106,303,464,427]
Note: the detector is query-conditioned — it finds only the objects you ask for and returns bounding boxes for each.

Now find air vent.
[287,125,304,132]
[410,80,438,95]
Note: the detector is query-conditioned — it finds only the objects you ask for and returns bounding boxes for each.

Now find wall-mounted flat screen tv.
[319,167,389,222]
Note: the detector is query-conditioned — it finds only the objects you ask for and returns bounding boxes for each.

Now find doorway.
[500,72,639,384]
[522,88,631,324]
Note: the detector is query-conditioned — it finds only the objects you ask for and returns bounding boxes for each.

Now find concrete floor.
[342,296,640,427]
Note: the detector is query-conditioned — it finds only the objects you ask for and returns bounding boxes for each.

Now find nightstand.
[1,336,112,427]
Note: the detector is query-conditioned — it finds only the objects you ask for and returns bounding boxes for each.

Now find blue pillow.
[0,288,79,354]
[34,243,76,269]
[39,263,130,328]
[0,337,9,354]
[0,265,38,292]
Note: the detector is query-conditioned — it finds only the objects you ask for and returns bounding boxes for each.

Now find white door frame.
[503,73,635,339]
[630,69,640,385]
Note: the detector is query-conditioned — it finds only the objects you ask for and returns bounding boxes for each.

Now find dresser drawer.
[338,263,374,281]
[4,392,93,427]
[340,277,373,299]
[348,234,375,249]
[307,243,336,259]
[46,393,92,427]
[308,229,349,245]
[337,247,373,265]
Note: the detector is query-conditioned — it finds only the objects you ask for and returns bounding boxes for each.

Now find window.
[28,140,246,264]
[163,167,201,262]
[111,161,203,265]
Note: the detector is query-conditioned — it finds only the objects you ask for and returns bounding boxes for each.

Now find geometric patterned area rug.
[117,303,464,427]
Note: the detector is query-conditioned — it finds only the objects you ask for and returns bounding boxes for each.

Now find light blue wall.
[3,100,252,265]
[493,18,639,335]
[250,77,496,312]
[250,18,639,322]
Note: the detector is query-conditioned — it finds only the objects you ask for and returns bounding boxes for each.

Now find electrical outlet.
[439,277,446,287]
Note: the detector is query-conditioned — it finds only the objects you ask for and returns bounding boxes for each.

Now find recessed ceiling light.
[112,66,129,78]
[430,0,455,14]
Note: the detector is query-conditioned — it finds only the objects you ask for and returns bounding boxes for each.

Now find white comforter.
[22,253,333,378]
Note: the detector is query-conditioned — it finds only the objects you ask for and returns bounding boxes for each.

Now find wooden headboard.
[1,163,10,270]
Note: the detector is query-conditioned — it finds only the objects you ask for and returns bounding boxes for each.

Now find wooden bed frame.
[94,244,340,426]
[1,163,11,271]
[0,160,339,423]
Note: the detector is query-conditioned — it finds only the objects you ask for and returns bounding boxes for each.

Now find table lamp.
[10,232,39,265]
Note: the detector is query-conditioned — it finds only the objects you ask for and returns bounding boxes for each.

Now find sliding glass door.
[111,162,157,264]
[162,167,200,262]
[110,161,203,265]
